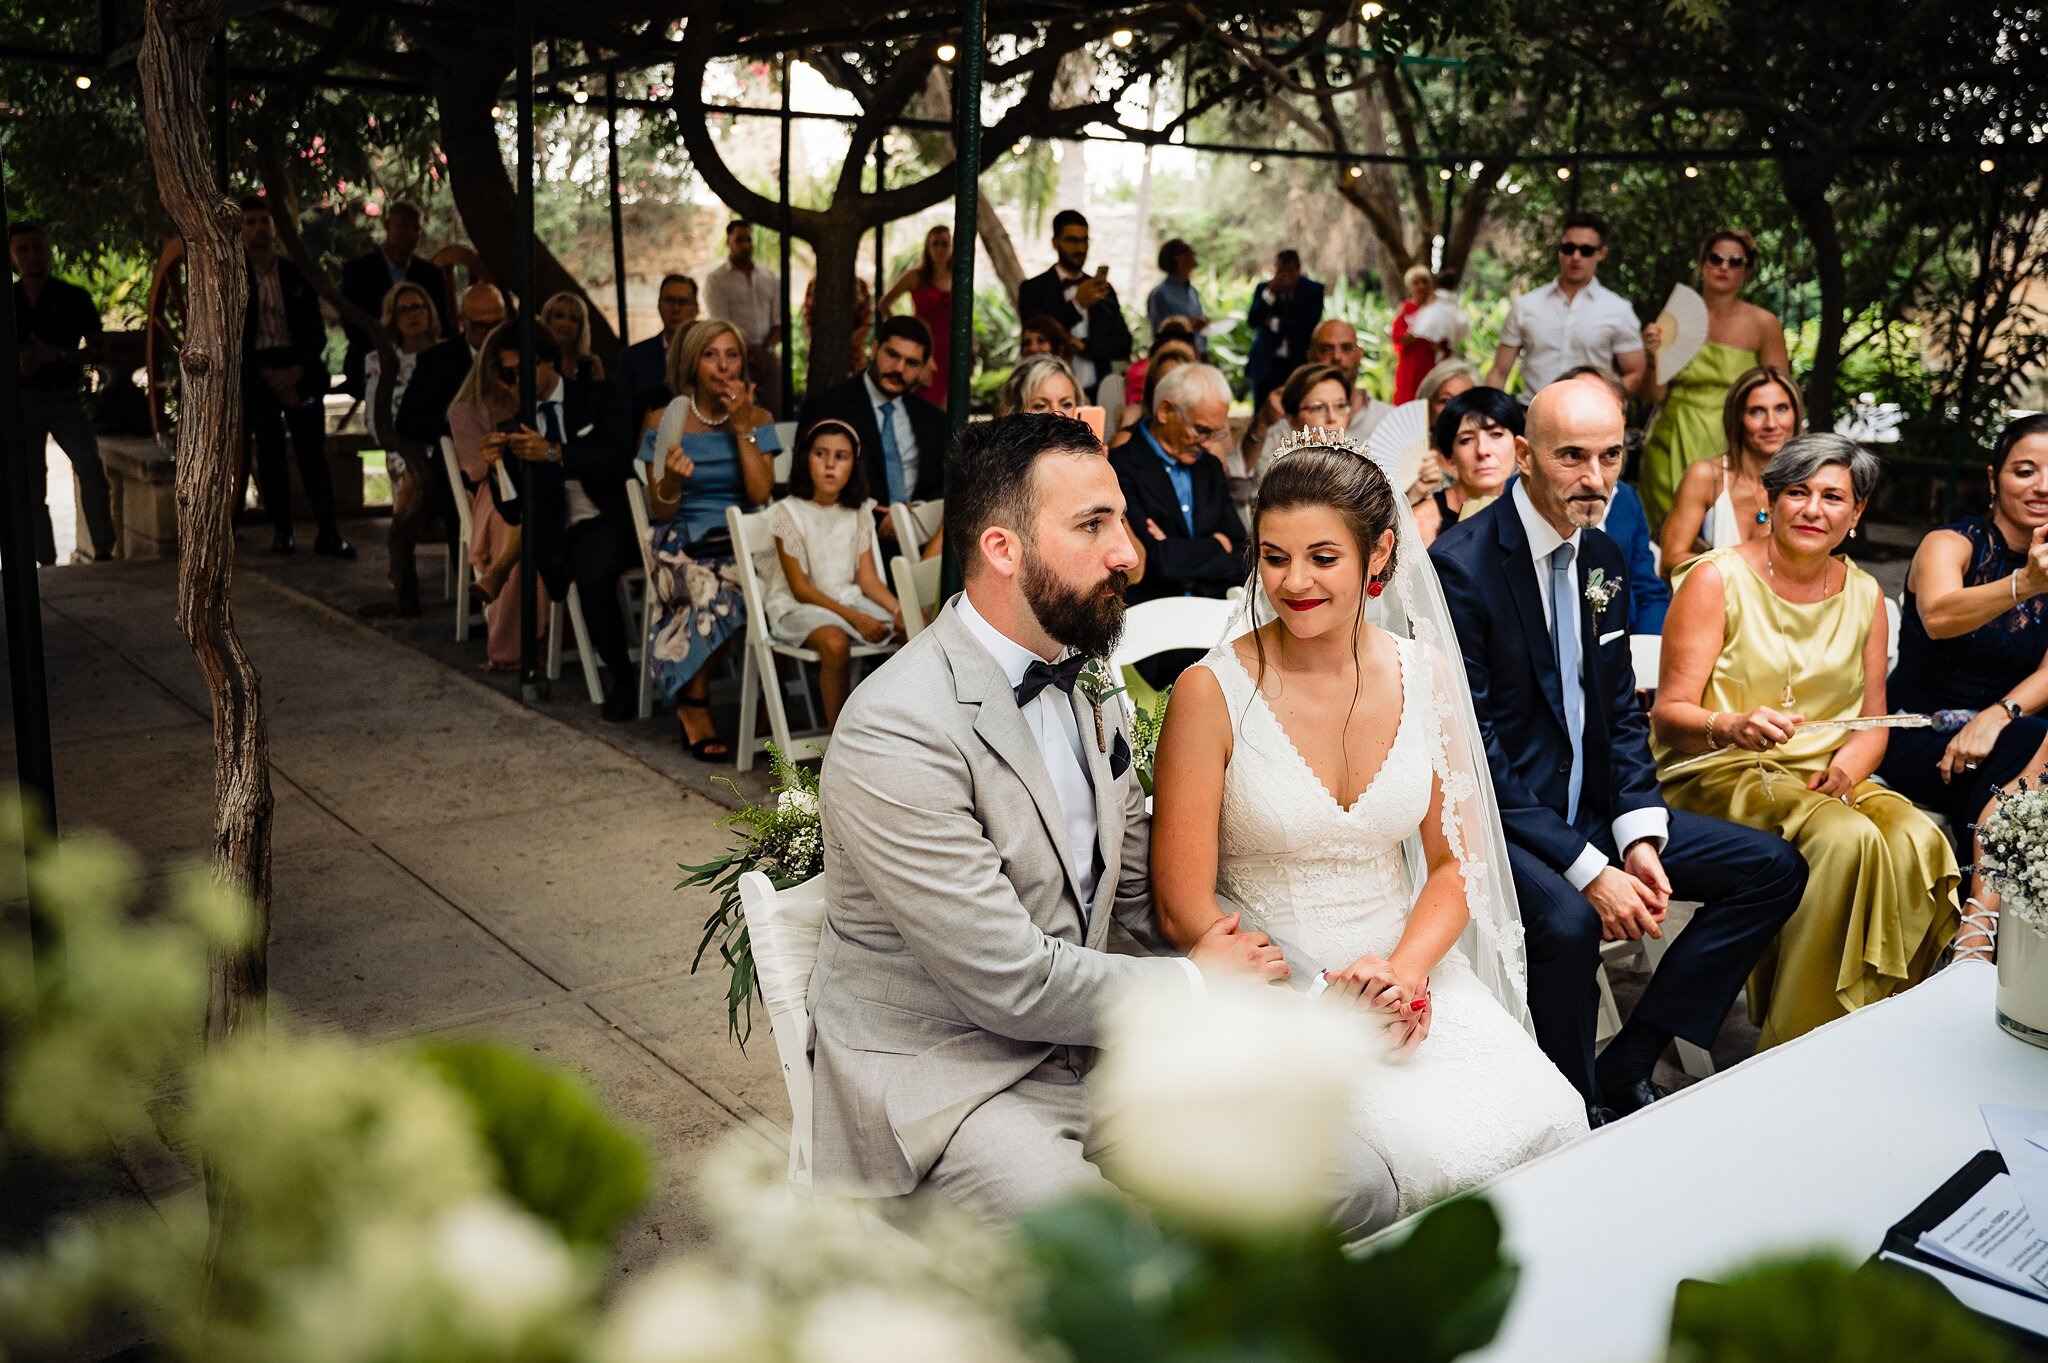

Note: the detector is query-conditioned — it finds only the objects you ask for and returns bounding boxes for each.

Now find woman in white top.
[1658,365,1804,579]
[768,419,903,725]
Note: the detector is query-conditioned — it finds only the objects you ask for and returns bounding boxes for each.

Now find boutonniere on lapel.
[1583,567,1623,615]
[1076,658,1126,754]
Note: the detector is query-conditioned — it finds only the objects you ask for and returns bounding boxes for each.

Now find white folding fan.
[1653,283,1709,385]
[1367,398,1433,496]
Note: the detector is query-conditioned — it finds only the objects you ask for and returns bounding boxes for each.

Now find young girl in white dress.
[1151,435,1587,1218]
[767,419,904,726]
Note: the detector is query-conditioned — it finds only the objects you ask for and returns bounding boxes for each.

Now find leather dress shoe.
[600,680,635,723]
[313,534,357,560]
[1585,1103,1618,1129]
[269,531,296,554]
[1599,1078,1668,1119]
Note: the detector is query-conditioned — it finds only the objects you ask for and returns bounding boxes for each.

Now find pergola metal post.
[0,142,58,956]
[944,0,985,427]
[515,0,541,701]
[778,52,794,410]
[606,61,629,349]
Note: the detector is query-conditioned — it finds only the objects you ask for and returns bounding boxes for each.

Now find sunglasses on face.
[1704,252,1749,269]
[1557,242,1601,258]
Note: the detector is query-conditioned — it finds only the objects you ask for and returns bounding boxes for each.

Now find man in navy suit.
[1244,249,1324,411]
[1431,378,1803,1124]
[613,273,700,410]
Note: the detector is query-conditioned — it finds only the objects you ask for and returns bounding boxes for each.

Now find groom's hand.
[1189,911,1291,984]
[1584,866,1664,942]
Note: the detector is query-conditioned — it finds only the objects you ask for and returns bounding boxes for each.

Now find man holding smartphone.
[1016,209,1131,399]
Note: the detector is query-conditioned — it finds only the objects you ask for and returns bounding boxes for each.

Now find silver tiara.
[1270,425,1369,460]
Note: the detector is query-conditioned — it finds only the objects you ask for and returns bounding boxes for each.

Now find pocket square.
[575,423,595,438]
[1110,730,1132,779]
[1598,629,1625,645]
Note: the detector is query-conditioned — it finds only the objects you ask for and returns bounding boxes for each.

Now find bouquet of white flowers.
[1975,775,2048,932]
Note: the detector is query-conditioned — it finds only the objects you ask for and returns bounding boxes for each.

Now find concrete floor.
[4,544,788,1273]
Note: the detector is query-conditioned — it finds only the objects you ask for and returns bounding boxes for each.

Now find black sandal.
[675,699,732,764]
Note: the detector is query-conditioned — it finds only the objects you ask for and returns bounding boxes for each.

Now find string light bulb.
[1437,167,1452,181]
[1110,27,1134,47]
[572,81,589,104]
[1248,159,1265,173]
[936,42,958,61]
[1556,165,1573,180]
[1980,157,1996,172]
[1360,1,1385,18]
[72,72,93,90]
[1684,165,1699,178]
[1347,164,1364,179]
[491,105,504,119]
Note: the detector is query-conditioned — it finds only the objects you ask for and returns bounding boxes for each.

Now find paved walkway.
[3,556,786,1271]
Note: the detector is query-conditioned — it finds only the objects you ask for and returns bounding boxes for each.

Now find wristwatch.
[2000,698,2024,722]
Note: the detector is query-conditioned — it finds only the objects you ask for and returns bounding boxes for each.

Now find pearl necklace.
[687,394,731,428]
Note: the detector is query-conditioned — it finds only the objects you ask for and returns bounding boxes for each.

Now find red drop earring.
[1367,579,1385,598]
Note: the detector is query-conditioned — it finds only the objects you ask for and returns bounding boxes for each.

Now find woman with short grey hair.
[1650,431,1960,1048]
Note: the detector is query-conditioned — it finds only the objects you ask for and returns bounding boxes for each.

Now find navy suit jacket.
[1245,276,1324,393]
[1604,481,1671,634]
[1016,267,1133,380]
[1429,494,1664,875]
[613,334,670,413]
[799,373,948,503]
[338,250,450,395]
[1109,426,1248,605]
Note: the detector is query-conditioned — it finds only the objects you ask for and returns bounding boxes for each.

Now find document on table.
[1916,1173,2048,1300]
[1983,1105,2048,1228]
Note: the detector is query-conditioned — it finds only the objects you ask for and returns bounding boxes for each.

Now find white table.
[1450,963,2048,1362]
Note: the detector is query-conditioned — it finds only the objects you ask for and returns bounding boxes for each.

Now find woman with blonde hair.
[1659,365,1805,576]
[644,319,780,761]
[1638,227,1790,528]
[994,353,1083,417]
[541,290,605,382]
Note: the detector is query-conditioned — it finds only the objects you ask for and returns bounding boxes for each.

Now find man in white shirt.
[702,220,784,415]
[1488,212,1647,400]
[809,413,1396,1234]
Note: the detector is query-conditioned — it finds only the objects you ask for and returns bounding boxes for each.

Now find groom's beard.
[1020,549,1129,659]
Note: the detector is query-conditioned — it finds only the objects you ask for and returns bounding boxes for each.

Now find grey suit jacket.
[809,600,1188,1196]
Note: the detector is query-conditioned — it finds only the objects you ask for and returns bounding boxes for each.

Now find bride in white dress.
[1151,433,1587,1218]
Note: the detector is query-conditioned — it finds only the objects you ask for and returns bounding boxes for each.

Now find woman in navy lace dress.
[1879,414,2048,963]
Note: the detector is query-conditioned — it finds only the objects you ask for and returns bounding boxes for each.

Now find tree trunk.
[977,195,1024,299]
[806,216,867,401]
[430,50,621,361]
[137,0,272,1046]
[1782,158,1845,428]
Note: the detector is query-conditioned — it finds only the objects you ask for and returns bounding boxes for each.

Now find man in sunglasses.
[1110,361,1248,687]
[1487,212,1646,401]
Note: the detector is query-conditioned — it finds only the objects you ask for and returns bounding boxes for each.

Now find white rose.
[432,1199,578,1328]
[598,1263,770,1363]
[777,787,820,818]
[1093,977,1373,1233]
[792,1287,1033,1363]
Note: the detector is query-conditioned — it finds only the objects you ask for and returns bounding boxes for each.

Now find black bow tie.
[1014,654,1088,708]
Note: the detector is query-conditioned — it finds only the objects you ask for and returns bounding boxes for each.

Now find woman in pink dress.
[446,323,551,671]
[880,225,953,408]
[1391,264,1445,405]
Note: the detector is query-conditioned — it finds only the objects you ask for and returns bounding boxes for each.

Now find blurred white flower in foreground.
[1095,977,1372,1232]
[598,1262,772,1363]
[792,1286,1040,1363]
[433,1198,579,1324]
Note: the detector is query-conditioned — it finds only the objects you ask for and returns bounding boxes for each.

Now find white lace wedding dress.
[1193,636,1589,1217]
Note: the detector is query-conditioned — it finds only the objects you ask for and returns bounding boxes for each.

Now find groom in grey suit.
[810,413,1399,1233]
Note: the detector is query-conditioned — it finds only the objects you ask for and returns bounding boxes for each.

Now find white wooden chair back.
[889,499,944,555]
[890,553,947,639]
[1109,595,1242,668]
[1629,634,1663,693]
[1885,595,1902,676]
[736,870,827,1189]
[772,422,798,485]
[441,437,478,642]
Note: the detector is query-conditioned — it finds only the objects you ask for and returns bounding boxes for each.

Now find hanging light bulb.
[572,81,589,105]
[1360,1,1385,18]
[1248,159,1265,173]
[491,104,505,119]
[71,71,94,91]
[1347,164,1364,179]
[937,41,958,61]
[1684,165,1699,178]
[1110,27,1134,47]
[1980,157,1996,172]
[1437,166,1452,181]
[1556,165,1573,180]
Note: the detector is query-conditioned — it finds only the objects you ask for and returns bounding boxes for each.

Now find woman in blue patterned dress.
[1878,414,2048,964]
[645,320,779,761]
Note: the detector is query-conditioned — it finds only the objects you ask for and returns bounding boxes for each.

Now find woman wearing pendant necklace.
[1657,366,1803,578]
[1878,414,2048,967]
[645,320,781,763]
[1650,434,1960,1049]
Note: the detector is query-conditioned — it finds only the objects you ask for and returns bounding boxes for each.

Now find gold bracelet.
[1706,711,1723,749]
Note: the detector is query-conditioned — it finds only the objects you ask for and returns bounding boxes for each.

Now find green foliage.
[676,744,822,1046]
[1666,1254,2010,1363]
[414,1039,651,1247]
[1020,1192,1517,1363]
[1131,686,1171,796]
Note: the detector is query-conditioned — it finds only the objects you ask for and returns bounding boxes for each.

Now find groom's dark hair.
[945,413,1104,579]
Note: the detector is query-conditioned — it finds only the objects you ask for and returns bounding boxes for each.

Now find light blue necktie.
[1550,541,1585,823]
[876,400,907,503]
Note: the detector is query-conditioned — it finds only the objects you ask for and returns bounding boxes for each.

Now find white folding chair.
[736,869,827,1189]
[1109,595,1244,670]
[1885,595,1903,676]
[772,421,798,485]
[543,488,651,708]
[441,437,481,642]
[888,499,944,556]
[727,504,895,772]
[1629,633,1662,693]
[625,470,660,719]
[890,552,946,639]
[544,592,606,704]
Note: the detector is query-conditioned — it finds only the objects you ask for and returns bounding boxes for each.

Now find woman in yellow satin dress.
[1639,228,1791,530]
[1651,434,1959,1049]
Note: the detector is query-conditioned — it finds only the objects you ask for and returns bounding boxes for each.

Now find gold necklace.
[1761,541,1842,709]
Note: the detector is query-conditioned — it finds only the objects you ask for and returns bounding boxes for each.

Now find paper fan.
[1654,283,1709,384]
[1367,398,1432,496]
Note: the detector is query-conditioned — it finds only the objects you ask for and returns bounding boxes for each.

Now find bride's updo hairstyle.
[1250,439,1402,607]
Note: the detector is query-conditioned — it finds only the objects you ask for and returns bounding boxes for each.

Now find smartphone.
[494,416,523,436]
[1077,405,1106,442]
[1095,265,1110,281]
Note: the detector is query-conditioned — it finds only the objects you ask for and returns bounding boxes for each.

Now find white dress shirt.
[1499,277,1644,395]
[703,260,783,350]
[539,378,601,527]
[1510,481,1668,888]
[1055,270,1098,393]
[862,373,920,496]
[953,595,1203,990]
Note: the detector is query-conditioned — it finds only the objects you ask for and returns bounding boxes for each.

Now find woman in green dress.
[1651,434,1959,1049]
[1639,228,1790,530]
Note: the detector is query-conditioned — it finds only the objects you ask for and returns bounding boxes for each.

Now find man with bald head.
[1431,379,1802,1124]
[392,282,510,611]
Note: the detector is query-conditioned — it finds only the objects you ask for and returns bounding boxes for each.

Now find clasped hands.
[480,426,555,465]
[1323,952,1432,1051]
